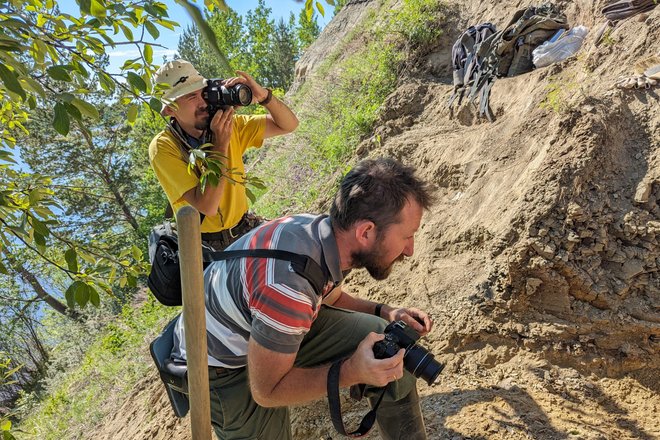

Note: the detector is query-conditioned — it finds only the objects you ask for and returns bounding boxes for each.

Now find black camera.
[202,78,252,117]
[373,320,443,385]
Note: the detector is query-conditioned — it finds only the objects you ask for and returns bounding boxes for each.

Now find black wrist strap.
[327,359,387,438]
[258,88,273,106]
[374,303,384,318]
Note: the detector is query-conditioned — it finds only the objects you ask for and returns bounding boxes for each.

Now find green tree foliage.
[269,16,298,89]
[178,7,248,79]
[20,101,143,243]
[1,351,21,440]
[0,0,227,317]
[244,0,276,85]
[180,1,322,92]
[297,8,321,52]
[332,0,348,15]
[0,1,233,436]
[124,110,170,238]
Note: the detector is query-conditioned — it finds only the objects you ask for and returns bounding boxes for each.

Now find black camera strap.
[327,359,388,438]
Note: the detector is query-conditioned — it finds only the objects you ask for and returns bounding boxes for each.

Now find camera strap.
[327,359,388,438]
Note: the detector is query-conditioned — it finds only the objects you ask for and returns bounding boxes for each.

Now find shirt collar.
[317,216,345,286]
[169,117,211,149]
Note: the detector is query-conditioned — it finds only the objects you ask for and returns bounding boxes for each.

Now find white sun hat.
[154,60,207,107]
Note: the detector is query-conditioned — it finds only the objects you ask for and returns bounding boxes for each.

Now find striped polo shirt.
[171,214,344,368]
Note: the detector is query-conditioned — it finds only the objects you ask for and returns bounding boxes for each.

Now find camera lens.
[235,84,252,106]
[404,345,444,385]
[220,84,252,106]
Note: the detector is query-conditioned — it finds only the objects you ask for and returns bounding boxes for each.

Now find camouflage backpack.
[448,22,497,107]
[464,3,569,121]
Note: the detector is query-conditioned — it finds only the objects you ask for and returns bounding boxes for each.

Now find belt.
[201,212,251,242]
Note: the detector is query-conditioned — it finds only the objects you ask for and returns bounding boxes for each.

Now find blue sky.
[61,0,333,73]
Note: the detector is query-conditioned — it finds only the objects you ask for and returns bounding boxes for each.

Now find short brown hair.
[329,158,434,231]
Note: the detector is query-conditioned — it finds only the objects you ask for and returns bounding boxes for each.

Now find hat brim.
[160,78,207,115]
[161,78,207,109]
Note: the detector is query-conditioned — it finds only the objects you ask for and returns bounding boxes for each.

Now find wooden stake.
[177,206,212,440]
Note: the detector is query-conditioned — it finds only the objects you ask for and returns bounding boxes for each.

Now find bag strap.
[206,249,328,296]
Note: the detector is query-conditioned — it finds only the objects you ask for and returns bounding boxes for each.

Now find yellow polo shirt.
[149,114,266,233]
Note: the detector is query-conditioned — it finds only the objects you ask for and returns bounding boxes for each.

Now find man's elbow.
[288,116,299,133]
[198,205,218,217]
[251,386,279,408]
[280,115,299,134]
[192,199,218,217]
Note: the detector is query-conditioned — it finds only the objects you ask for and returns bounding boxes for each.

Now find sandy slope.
[88,0,659,438]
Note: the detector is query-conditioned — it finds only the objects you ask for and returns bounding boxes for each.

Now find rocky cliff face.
[289,0,659,437]
[290,0,659,378]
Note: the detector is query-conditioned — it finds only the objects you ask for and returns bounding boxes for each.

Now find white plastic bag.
[533,26,589,68]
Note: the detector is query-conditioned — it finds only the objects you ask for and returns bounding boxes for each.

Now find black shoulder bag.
[147,219,327,306]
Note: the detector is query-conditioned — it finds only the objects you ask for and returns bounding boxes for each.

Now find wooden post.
[177,206,212,440]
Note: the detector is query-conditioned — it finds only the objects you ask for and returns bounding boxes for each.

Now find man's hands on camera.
[209,106,234,154]
[224,70,269,104]
[381,305,433,336]
[342,332,405,387]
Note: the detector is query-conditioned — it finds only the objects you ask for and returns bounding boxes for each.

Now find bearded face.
[193,106,210,130]
[351,231,405,280]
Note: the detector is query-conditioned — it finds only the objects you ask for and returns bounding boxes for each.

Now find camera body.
[373,320,443,385]
[202,79,252,119]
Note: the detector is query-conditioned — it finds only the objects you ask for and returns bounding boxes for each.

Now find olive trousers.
[208,305,420,439]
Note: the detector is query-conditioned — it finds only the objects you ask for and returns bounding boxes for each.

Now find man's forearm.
[182,153,228,216]
[263,96,299,135]
[250,362,358,408]
[332,290,386,317]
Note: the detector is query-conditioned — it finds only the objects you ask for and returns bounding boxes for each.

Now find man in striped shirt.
[172,157,435,439]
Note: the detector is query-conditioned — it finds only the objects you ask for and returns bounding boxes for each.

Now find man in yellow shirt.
[149,60,298,249]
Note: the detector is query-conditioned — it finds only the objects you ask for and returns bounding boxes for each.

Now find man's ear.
[353,220,376,247]
[162,104,175,116]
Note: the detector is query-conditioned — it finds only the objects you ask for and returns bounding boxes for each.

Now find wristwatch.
[258,88,273,106]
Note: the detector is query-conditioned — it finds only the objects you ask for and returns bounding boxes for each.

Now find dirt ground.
[88,0,659,438]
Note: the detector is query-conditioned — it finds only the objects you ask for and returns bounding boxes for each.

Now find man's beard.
[194,108,210,131]
[351,241,405,281]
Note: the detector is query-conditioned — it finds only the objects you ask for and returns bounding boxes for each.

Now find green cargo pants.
[208,305,417,439]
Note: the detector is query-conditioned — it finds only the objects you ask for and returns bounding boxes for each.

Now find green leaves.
[1,418,16,440]
[305,0,314,20]
[90,0,108,19]
[304,0,334,19]
[46,65,73,82]
[98,72,116,94]
[0,63,26,100]
[65,248,78,272]
[0,0,227,315]
[316,1,325,16]
[126,71,147,93]
[176,0,231,73]
[144,44,153,64]
[53,102,70,135]
[71,98,100,120]
[64,280,101,308]
[145,21,160,39]
[65,279,104,311]
[148,97,162,113]
[126,104,138,123]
